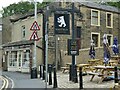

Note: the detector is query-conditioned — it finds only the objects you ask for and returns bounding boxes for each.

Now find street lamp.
[30,0,38,79]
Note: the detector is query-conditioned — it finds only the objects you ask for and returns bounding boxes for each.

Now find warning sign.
[30,31,39,41]
[30,21,40,31]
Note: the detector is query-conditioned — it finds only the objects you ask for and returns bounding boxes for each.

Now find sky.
[0,0,43,11]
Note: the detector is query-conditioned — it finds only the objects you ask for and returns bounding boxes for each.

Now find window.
[18,51,22,67]
[22,50,30,67]
[106,34,113,46]
[21,25,26,39]
[106,12,113,28]
[91,32,100,47]
[76,26,81,38]
[9,51,17,67]
[76,26,81,49]
[91,9,100,26]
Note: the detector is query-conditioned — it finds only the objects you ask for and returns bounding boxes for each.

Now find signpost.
[29,0,40,79]
[68,39,79,55]
[44,2,80,86]
[54,13,70,35]
[45,6,49,88]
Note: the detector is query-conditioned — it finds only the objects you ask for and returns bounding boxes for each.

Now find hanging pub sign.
[68,39,79,55]
[54,13,70,35]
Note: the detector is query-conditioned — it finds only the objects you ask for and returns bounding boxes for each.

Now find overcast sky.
[0,0,43,11]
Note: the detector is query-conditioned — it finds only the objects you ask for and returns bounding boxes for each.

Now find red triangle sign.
[30,21,40,30]
[30,31,39,41]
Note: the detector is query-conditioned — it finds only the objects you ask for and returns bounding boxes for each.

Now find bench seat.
[88,72,103,77]
[61,67,69,73]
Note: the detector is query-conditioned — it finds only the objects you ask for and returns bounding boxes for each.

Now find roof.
[2,40,34,47]
[10,9,43,22]
[79,2,120,13]
[9,2,120,23]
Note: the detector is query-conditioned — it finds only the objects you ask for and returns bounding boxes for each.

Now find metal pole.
[45,6,49,88]
[71,2,76,82]
[55,35,58,70]
[34,0,37,68]
[31,0,37,79]
[79,67,83,89]
[33,0,37,68]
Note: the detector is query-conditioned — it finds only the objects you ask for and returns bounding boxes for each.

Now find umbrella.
[103,34,111,65]
[89,39,95,59]
[112,37,119,55]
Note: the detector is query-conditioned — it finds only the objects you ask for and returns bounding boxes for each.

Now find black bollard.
[53,66,58,88]
[48,64,52,85]
[69,65,72,81]
[31,67,37,79]
[42,65,45,80]
[71,65,74,82]
[73,65,78,83]
[40,65,42,78]
[79,67,83,89]
[114,66,118,83]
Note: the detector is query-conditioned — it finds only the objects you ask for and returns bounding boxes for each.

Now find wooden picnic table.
[66,63,72,67]
[109,60,118,66]
[61,63,71,73]
[89,65,114,83]
[111,55,120,60]
[88,59,102,66]
[77,64,93,73]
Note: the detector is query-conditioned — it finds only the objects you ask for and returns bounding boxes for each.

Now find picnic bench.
[109,60,118,66]
[61,67,69,73]
[88,65,114,83]
[61,63,71,73]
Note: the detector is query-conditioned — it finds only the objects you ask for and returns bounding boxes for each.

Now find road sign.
[30,21,40,31]
[30,31,39,41]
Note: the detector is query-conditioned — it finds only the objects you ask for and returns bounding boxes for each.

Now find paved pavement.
[1,71,115,89]
[57,71,114,89]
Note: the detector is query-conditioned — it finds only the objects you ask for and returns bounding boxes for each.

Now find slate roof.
[10,9,43,22]
[78,2,120,13]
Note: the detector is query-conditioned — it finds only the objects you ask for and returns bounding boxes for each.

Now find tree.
[1,1,48,17]
[107,1,120,9]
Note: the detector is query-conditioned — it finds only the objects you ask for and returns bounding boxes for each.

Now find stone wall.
[60,46,115,66]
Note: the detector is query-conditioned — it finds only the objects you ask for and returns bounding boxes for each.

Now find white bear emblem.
[57,16,66,27]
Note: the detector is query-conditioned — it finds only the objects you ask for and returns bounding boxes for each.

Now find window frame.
[91,32,100,47]
[22,50,30,67]
[9,51,17,67]
[106,34,113,46]
[91,9,100,26]
[106,12,113,28]
[21,25,26,39]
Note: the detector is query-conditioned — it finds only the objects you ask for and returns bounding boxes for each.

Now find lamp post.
[45,6,49,88]
[31,0,37,79]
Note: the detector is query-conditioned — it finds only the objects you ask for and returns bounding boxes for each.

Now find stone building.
[47,2,120,66]
[2,10,43,72]
[2,2,120,72]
